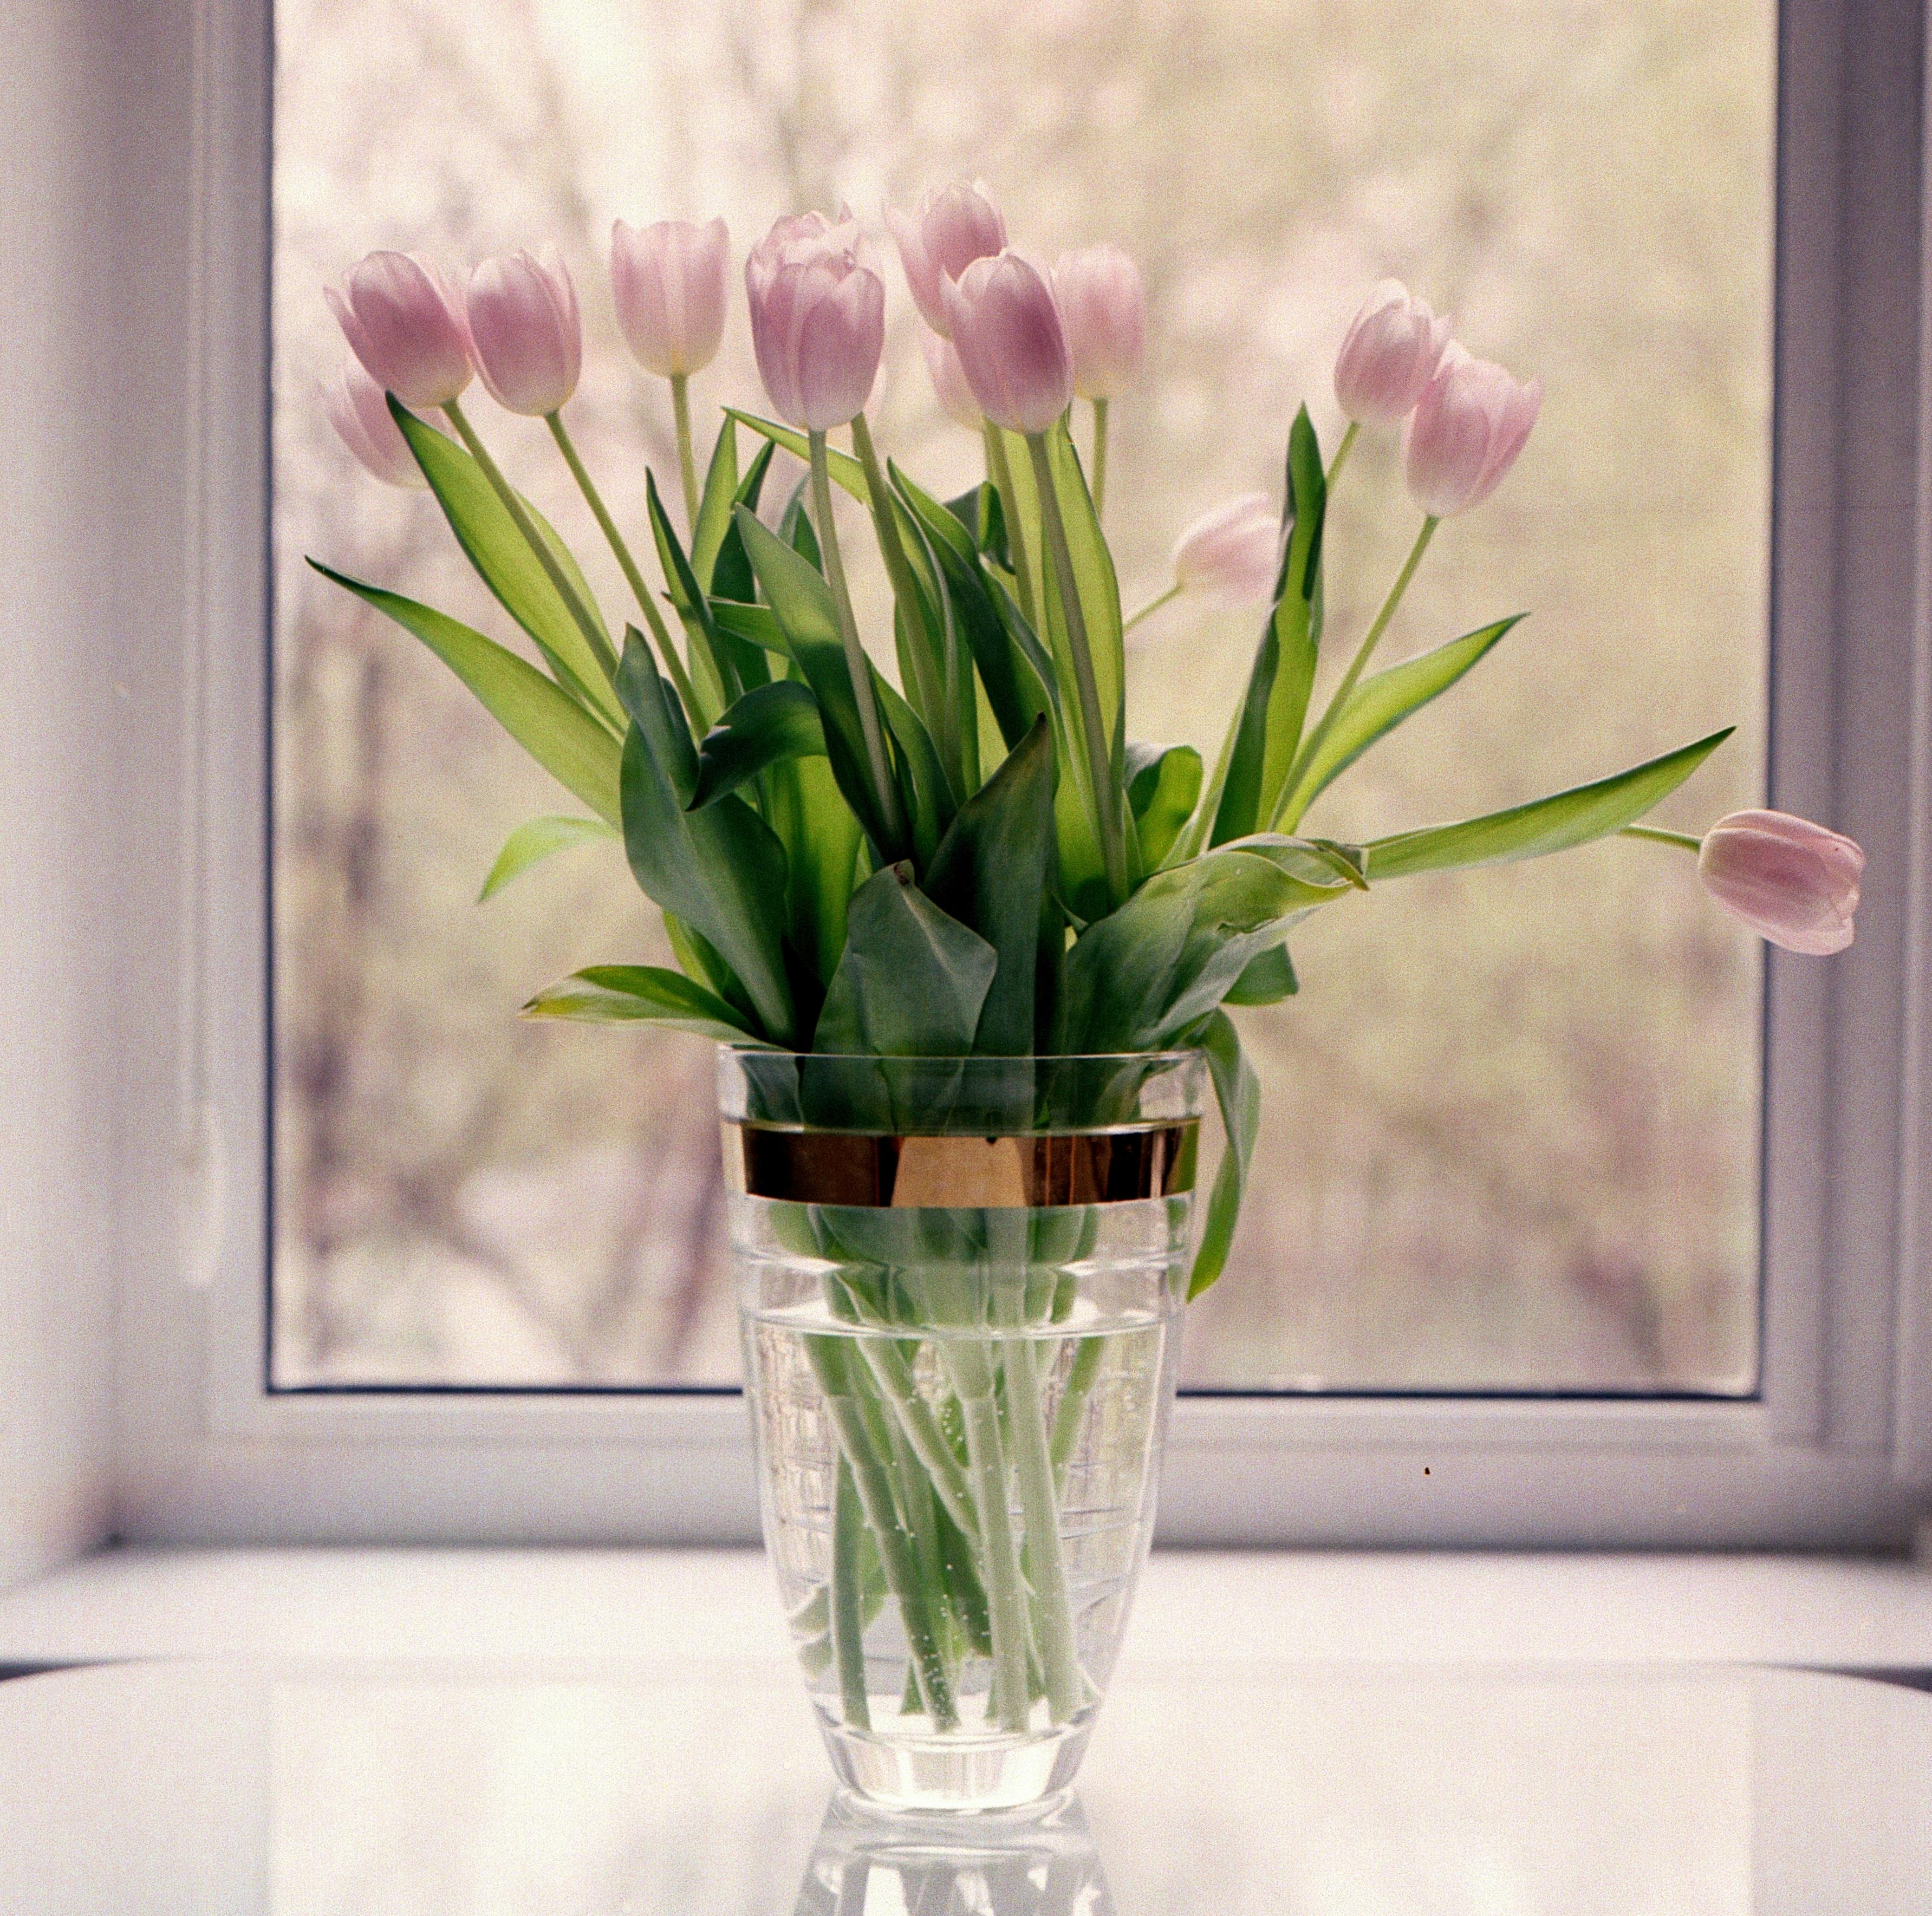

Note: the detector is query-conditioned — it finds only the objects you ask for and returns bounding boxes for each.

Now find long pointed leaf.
[1126,742,1204,873]
[478,814,617,902]
[391,402,623,729]
[724,409,869,498]
[309,561,621,824]
[691,679,827,809]
[1363,728,1734,879]
[1188,1008,1259,1297]
[522,963,765,1043]
[646,468,731,720]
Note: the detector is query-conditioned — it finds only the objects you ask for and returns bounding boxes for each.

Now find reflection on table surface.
[3,1659,1929,1913]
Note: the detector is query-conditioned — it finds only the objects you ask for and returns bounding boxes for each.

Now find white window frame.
[105,0,1932,1548]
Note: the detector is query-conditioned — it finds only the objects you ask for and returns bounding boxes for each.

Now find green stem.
[545,412,698,722]
[1325,419,1361,490]
[1122,578,1185,633]
[848,1333,981,1544]
[850,413,960,798]
[829,1458,872,1730]
[669,373,701,531]
[1275,513,1439,832]
[1050,1334,1105,1491]
[1090,397,1110,522]
[809,429,905,852]
[1619,825,1703,852]
[984,421,1039,634]
[1027,431,1130,908]
[444,398,619,685]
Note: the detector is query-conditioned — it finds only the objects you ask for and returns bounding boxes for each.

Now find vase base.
[820,1719,1092,1814]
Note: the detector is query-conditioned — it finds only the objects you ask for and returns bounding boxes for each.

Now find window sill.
[2,1543,1928,1674]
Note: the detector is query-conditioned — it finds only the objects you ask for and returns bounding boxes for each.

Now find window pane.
[272,0,1772,1391]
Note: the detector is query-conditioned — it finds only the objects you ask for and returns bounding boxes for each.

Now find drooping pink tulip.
[1172,493,1280,602]
[326,251,473,409]
[1401,343,1541,517]
[1333,280,1451,428]
[887,182,1007,336]
[610,216,730,378]
[745,211,886,432]
[1053,244,1146,400]
[324,359,430,489]
[464,247,582,416]
[1698,810,1865,955]
[919,327,982,431]
[940,252,1072,436]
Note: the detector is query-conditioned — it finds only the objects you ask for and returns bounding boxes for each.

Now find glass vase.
[724,1050,1204,1814]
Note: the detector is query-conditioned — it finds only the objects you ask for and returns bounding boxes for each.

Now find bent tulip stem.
[1619,825,1703,852]
[1325,419,1361,490]
[1122,579,1184,634]
[810,429,905,850]
[545,412,698,721]
[1027,430,1130,908]
[669,373,701,531]
[1276,513,1439,831]
[444,398,620,685]
[1090,397,1110,522]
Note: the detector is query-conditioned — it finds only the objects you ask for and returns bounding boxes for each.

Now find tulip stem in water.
[983,422,1040,634]
[1619,825,1703,853]
[1274,513,1439,832]
[668,373,701,531]
[1122,579,1185,633]
[810,428,906,853]
[1325,420,1361,490]
[1027,430,1130,908]
[545,412,699,724]
[444,398,621,687]
[1090,397,1110,522]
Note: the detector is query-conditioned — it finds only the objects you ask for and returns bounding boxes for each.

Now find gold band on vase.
[723,1122,1200,1209]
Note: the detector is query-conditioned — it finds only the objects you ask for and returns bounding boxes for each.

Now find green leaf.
[764,753,864,991]
[1222,942,1298,1006]
[308,561,622,825]
[1038,419,1126,769]
[1213,408,1322,844]
[1188,1009,1260,1298]
[691,679,827,809]
[707,438,778,603]
[778,473,824,571]
[521,963,765,1044]
[1061,840,1357,1052]
[646,468,731,720]
[813,865,998,1055]
[614,633,797,1044]
[477,814,617,902]
[689,414,740,590]
[724,409,869,498]
[875,673,955,872]
[1277,615,1521,828]
[710,599,789,656]
[733,504,907,862]
[1362,728,1735,879]
[923,718,1057,1055]
[1126,742,1204,873]
[390,402,623,729]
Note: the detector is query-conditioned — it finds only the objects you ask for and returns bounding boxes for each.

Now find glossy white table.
[4,1656,1928,1913]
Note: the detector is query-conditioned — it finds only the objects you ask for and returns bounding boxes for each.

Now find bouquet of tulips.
[316,184,1865,1298]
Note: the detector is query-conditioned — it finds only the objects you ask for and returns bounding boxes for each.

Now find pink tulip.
[1401,343,1541,517]
[610,216,730,378]
[323,359,431,489]
[887,182,1008,336]
[940,252,1072,436]
[1053,244,1146,400]
[1699,810,1865,955]
[464,247,582,417]
[919,327,982,431]
[326,251,473,410]
[1172,493,1281,602]
[1333,279,1450,428]
[744,212,885,432]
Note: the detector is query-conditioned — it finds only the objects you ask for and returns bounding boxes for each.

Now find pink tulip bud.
[323,359,430,489]
[887,183,1008,336]
[1052,244,1146,400]
[1333,279,1450,428]
[1698,810,1865,955]
[1401,343,1541,517]
[745,212,886,432]
[463,247,582,417]
[1172,493,1281,602]
[610,216,730,378]
[326,251,473,410]
[940,252,1072,436]
[919,327,983,431]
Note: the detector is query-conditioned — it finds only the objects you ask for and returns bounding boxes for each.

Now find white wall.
[0,2,187,1587]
